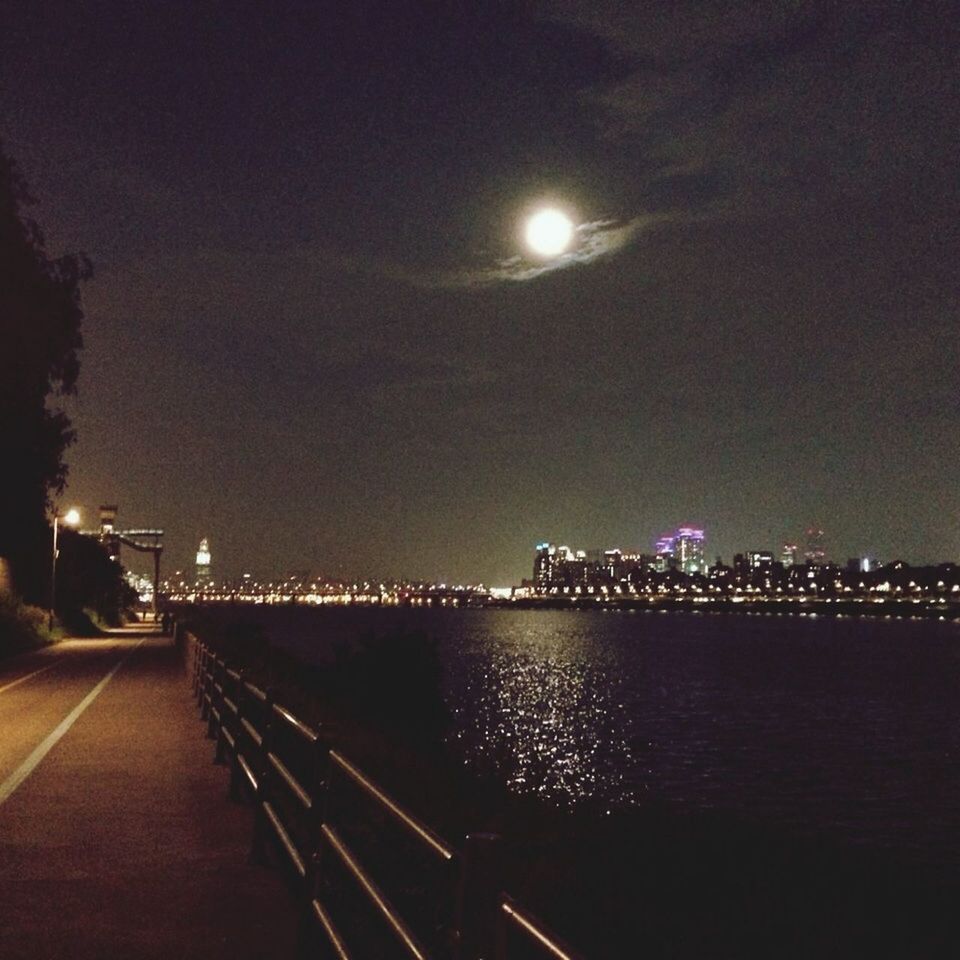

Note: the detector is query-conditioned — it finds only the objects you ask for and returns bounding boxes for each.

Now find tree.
[0,139,91,603]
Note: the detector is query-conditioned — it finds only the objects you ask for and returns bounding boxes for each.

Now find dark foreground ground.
[0,627,297,959]
[192,615,960,960]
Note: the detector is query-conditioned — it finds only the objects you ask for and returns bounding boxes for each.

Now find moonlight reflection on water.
[446,615,640,808]
[263,606,960,862]
[459,652,632,805]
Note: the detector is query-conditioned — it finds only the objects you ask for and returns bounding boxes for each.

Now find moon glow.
[525,208,574,257]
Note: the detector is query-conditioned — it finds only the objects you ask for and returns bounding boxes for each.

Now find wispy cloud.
[397,211,676,289]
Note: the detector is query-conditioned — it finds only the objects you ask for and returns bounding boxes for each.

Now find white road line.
[0,640,144,806]
[0,660,64,696]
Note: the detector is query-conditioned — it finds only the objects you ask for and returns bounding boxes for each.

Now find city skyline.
[4,3,957,586]
[111,519,947,588]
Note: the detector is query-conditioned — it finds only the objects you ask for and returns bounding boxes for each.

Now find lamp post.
[50,508,81,632]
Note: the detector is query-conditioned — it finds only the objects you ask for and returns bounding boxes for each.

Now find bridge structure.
[84,505,164,616]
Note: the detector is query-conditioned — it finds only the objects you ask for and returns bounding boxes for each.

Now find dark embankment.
[187,611,960,959]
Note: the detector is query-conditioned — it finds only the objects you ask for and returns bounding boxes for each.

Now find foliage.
[0,594,53,658]
[0,140,90,603]
[56,528,134,626]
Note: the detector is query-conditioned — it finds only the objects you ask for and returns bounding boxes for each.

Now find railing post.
[205,658,222,740]
[300,734,332,958]
[195,642,205,700]
[199,652,212,722]
[229,670,246,803]
[213,664,229,765]
[249,686,273,867]
[193,644,203,700]
[456,832,504,960]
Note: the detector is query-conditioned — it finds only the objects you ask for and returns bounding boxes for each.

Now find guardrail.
[188,634,585,960]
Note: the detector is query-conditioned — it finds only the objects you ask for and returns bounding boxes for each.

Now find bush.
[0,594,53,657]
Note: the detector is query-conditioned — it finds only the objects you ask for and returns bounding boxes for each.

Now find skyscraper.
[654,534,675,572]
[674,527,706,574]
[781,543,799,567]
[196,538,211,582]
[804,527,826,566]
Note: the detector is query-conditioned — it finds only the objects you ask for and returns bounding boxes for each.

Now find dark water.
[223,606,960,863]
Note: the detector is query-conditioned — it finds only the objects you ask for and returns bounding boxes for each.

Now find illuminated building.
[602,549,624,580]
[655,534,675,572]
[805,527,827,566]
[674,527,706,574]
[747,551,774,573]
[781,543,799,567]
[534,542,573,591]
[196,538,211,581]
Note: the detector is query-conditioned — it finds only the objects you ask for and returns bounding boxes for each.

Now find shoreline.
[491,595,960,621]
[170,594,960,623]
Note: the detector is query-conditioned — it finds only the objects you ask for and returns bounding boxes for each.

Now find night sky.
[3,2,958,584]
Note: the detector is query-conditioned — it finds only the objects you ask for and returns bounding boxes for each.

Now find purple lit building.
[654,527,706,574]
[655,534,675,572]
[674,527,706,574]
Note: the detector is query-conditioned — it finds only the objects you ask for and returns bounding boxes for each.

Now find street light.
[50,508,81,631]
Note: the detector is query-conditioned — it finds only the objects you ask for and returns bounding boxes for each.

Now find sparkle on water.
[240,605,960,864]
[525,208,574,257]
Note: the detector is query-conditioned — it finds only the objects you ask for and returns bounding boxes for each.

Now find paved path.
[0,628,298,959]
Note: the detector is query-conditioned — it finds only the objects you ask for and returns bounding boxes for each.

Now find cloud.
[389,211,677,289]
[544,2,960,217]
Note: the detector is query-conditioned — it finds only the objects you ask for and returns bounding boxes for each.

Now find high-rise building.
[781,543,799,567]
[196,538,211,582]
[654,534,675,572]
[805,527,826,566]
[534,543,576,591]
[747,551,775,573]
[674,527,706,574]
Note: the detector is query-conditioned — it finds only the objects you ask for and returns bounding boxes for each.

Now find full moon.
[525,208,574,257]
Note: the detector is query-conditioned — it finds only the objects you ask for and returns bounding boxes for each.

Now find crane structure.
[85,505,164,617]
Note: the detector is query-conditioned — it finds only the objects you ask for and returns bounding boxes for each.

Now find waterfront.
[214,606,960,866]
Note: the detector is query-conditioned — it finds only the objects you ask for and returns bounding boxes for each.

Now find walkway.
[0,627,298,959]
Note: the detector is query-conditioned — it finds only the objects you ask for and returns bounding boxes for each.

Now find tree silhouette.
[0,140,91,603]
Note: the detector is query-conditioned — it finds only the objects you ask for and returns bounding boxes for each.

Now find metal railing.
[188,633,585,960]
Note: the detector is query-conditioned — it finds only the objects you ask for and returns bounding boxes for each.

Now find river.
[205,605,960,864]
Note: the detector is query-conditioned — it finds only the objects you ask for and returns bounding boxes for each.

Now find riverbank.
[188,611,960,958]
[494,594,960,621]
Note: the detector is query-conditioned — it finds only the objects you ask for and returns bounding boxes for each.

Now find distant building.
[781,543,799,568]
[805,527,827,566]
[654,534,675,572]
[534,542,575,591]
[196,538,211,581]
[602,549,624,580]
[747,551,775,573]
[674,527,706,574]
